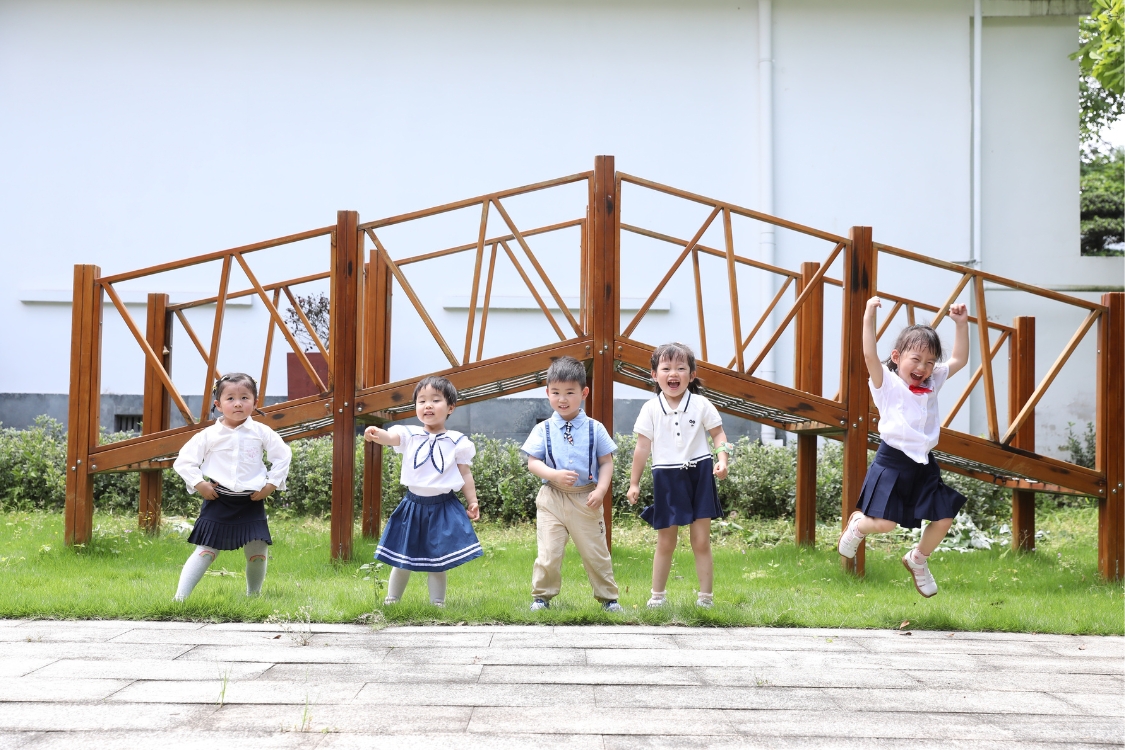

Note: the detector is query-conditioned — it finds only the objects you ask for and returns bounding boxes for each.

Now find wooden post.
[794,261,823,546]
[65,265,102,546]
[840,227,874,575]
[139,293,172,533]
[1096,292,1124,580]
[330,211,361,560]
[362,247,392,539]
[589,155,618,550]
[1008,316,1036,551]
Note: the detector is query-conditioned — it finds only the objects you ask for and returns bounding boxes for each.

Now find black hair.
[213,372,259,401]
[545,356,587,388]
[884,325,945,372]
[650,342,704,394]
[412,375,458,406]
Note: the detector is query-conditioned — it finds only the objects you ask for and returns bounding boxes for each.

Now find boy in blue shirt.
[521,357,622,612]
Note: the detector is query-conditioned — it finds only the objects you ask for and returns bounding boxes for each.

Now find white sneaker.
[647,591,666,608]
[837,511,867,559]
[902,550,938,598]
[696,595,713,609]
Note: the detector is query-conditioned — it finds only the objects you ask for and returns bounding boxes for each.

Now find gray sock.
[244,540,268,596]
[385,567,411,602]
[174,545,217,601]
[427,571,447,605]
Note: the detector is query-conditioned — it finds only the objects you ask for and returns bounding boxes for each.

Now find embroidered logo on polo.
[688,419,696,426]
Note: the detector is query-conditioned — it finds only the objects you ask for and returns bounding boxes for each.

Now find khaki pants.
[532,482,619,602]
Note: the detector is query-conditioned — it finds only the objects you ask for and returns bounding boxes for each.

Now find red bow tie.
[909,385,932,395]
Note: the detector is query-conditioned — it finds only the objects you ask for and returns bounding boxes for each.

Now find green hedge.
[0,416,1040,529]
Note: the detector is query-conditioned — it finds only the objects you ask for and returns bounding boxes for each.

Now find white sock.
[697,591,713,603]
[649,589,666,602]
[174,546,217,601]
[385,567,411,603]
[244,540,268,596]
[427,571,447,606]
[910,547,930,565]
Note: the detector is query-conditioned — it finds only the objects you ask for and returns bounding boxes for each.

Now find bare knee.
[655,528,678,554]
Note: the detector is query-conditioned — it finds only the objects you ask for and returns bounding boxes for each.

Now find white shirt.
[870,362,950,464]
[389,426,475,496]
[173,416,291,494]
[633,392,723,469]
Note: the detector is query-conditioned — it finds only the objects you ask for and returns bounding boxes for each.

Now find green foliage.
[1080,149,1124,255]
[0,417,68,512]
[1074,0,1124,98]
[467,436,541,524]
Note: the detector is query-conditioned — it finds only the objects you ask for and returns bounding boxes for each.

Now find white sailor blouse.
[388,426,476,496]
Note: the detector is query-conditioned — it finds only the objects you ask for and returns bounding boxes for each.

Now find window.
[114,414,142,433]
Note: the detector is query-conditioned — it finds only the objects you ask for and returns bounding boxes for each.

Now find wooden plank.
[929,272,972,329]
[840,227,874,576]
[794,262,823,547]
[691,247,708,361]
[139,293,171,534]
[330,210,361,561]
[65,265,101,546]
[258,289,281,402]
[200,254,232,422]
[1009,317,1036,551]
[102,281,195,425]
[1002,309,1101,445]
[621,223,801,280]
[874,300,903,341]
[1097,293,1124,580]
[475,243,498,361]
[362,246,393,539]
[174,310,221,381]
[463,201,490,364]
[591,156,617,551]
[170,270,331,312]
[722,208,745,373]
[943,330,1009,428]
[727,277,793,370]
[395,218,584,267]
[283,286,330,363]
[367,228,460,368]
[972,276,1000,442]
[622,207,720,338]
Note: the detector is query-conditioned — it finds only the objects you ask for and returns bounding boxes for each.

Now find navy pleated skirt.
[857,443,966,529]
[641,456,724,530]
[375,491,482,572]
[187,484,272,550]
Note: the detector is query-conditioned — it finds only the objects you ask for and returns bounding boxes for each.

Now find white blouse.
[173,417,291,494]
[870,362,950,464]
[633,392,723,469]
[389,426,476,496]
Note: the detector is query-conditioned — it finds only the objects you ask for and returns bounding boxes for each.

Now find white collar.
[658,391,692,414]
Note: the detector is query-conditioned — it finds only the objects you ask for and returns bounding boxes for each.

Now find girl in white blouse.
[837,298,970,597]
[172,373,291,601]
[364,376,481,607]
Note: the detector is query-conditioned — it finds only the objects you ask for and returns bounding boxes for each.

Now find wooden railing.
[65,156,1124,580]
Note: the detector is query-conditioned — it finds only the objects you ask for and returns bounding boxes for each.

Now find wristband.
[714,441,734,456]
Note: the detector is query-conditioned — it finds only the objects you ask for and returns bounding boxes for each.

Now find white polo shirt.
[870,362,950,464]
[633,391,723,469]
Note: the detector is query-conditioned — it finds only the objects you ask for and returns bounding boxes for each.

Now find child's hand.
[555,469,580,487]
[626,483,640,505]
[466,502,480,521]
[363,426,382,442]
[713,457,728,480]
[949,303,968,325]
[586,488,606,509]
[195,481,218,500]
[865,296,882,318]
[250,483,276,502]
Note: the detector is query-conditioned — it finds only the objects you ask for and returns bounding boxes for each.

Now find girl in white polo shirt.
[837,297,970,597]
[627,343,731,609]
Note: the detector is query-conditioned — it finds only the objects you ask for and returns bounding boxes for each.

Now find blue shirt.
[521,409,617,485]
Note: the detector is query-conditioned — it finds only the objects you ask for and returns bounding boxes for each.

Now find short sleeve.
[387,425,413,455]
[520,422,547,460]
[633,401,655,440]
[594,422,617,456]
[701,397,722,430]
[868,364,892,412]
[930,363,950,393]
[453,435,476,465]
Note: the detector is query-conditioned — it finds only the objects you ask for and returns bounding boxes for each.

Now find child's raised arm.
[863,296,884,389]
[626,435,651,505]
[363,426,401,446]
[945,303,970,377]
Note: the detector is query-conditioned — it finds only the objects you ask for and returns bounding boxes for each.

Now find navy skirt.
[857,443,966,529]
[641,456,724,530]
[187,484,272,550]
[375,491,482,572]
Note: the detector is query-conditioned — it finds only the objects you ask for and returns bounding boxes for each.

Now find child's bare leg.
[651,526,679,597]
[688,518,714,599]
[857,516,897,535]
[917,518,954,555]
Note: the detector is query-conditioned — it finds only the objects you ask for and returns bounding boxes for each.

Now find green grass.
[0,509,1120,634]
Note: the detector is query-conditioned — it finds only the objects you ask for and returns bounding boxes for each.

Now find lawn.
[0,509,1120,634]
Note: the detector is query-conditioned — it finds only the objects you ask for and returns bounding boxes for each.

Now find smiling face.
[651,355,694,404]
[891,346,938,389]
[214,382,256,426]
[415,384,455,432]
[547,380,588,420]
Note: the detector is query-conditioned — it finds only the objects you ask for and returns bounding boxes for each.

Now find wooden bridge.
[64,156,1124,579]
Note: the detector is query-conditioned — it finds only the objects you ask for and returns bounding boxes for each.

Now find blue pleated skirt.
[857,443,966,529]
[187,484,272,550]
[375,491,483,572]
[641,457,724,530]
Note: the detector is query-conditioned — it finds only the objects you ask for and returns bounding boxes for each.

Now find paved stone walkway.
[0,618,1121,749]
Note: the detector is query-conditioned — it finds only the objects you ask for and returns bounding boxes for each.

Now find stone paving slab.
[0,620,1121,748]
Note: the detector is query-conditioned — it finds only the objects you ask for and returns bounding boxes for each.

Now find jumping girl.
[172,373,290,601]
[837,298,970,597]
[627,343,731,608]
[364,375,481,607]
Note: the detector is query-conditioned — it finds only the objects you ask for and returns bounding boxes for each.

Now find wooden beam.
[590,156,617,551]
[362,247,393,540]
[1009,316,1036,552]
[330,210,360,561]
[200,254,232,422]
[258,289,281,404]
[722,208,745,373]
[841,227,874,576]
[475,243,498,362]
[1097,293,1124,581]
[942,330,1009,428]
[64,264,101,546]
[972,276,1000,442]
[139,293,171,534]
[463,201,490,364]
[794,262,823,547]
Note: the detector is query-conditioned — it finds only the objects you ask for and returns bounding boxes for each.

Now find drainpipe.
[759,0,781,445]
[972,0,982,268]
